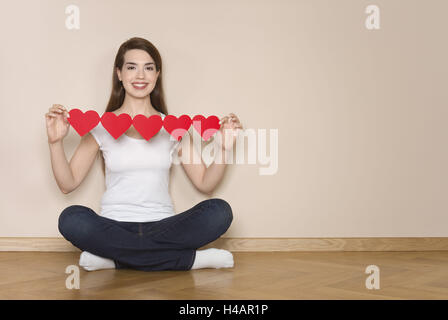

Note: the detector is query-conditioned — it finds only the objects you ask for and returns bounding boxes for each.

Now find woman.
[45,37,243,272]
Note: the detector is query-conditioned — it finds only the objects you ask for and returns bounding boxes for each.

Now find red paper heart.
[67,109,100,136]
[101,112,133,139]
[192,115,221,141]
[163,115,192,141]
[133,115,163,141]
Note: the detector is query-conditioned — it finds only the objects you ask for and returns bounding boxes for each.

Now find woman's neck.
[119,95,158,116]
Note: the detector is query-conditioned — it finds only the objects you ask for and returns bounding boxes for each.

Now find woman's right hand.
[45,104,70,144]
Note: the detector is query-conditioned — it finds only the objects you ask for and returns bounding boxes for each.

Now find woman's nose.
[137,68,144,78]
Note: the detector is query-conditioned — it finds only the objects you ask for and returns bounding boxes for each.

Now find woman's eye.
[126,66,154,70]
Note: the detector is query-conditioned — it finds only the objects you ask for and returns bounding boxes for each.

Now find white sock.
[79,251,116,271]
[191,248,234,270]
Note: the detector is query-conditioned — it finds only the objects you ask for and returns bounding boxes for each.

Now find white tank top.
[90,112,180,222]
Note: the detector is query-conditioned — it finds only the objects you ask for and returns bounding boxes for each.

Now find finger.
[229,118,241,126]
[51,107,63,113]
[52,105,65,112]
[219,116,229,125]
[228,120,242,128]
[230,115,240,123]
[54,107,69,117]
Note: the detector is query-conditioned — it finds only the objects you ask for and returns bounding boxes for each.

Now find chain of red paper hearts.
[67,109,221,141]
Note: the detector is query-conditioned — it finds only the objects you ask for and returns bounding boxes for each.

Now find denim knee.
[58,205,89,241]
[209,198,233,231]
[59,205,75,236]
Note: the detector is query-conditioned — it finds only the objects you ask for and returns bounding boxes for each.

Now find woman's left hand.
[218,113,243,151]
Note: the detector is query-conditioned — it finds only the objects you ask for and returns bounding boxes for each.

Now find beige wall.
[0,0,447,237]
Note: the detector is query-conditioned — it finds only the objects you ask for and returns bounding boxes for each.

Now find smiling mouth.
[132,83,148,89]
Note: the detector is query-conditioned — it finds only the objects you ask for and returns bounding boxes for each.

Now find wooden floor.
[1,251,447,299]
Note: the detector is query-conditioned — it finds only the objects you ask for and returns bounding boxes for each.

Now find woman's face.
[117,49,160,98]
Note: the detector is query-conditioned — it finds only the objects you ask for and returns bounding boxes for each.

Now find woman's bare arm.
[179,113,243,194]
[179,135,228,195]
[49,133,99,194]
[48,134,99,194]
[48,141,76,194]
[46,104,99,194]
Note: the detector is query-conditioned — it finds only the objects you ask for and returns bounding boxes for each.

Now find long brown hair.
[99,37,169,175]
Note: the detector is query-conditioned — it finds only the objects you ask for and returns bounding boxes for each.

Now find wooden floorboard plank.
[0,252,447,299]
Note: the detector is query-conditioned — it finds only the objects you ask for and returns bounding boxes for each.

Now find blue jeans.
[58,198,233,271]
